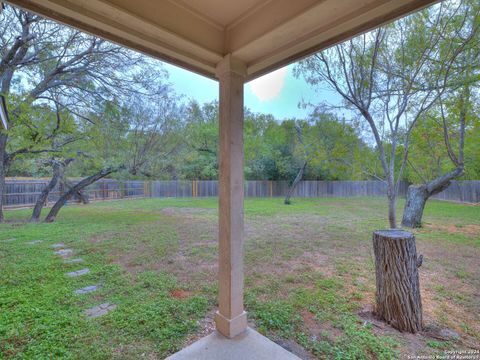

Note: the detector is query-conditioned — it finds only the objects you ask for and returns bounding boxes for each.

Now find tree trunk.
[401,167,463,228]
[387,195,396,229]
[401,185,429,228]
[373,230,423,333]
[63,179,90,204]
[30,161,62,222]
[386,172,397,229]
[0,133,7,223]
[44,167,116,223]
[0,163,5,223]
[284,161,306,205]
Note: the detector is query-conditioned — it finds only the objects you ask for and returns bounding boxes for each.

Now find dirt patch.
[93,200,479,356]
[183,309,216,347]
[424,223,480,237]
[90,231,121,244]
[302,252,335,276]
[275,338,316,360]
[301,310,342,343]
[357,308,430,356]
[161,207,215,216]
[112,343,159,360]
[170,289,192,299]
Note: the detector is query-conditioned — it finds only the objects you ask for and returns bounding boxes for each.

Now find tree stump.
[372,230,423,333]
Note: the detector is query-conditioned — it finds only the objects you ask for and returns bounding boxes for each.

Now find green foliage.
[426,340,452,350]
[294,0,480,228]
[246,276,399,360]
[0,5,178,190]
[0,207,208,359]
[405,85,480,182]
[1,197,479,357]
[304,111,371,180]
[247,297,297,335]
[151,102,376,181]
[178,101,219,179]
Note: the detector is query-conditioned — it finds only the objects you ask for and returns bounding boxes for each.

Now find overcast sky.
[164,62,342,120]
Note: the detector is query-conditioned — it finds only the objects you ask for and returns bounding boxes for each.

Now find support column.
[214,54,247,338]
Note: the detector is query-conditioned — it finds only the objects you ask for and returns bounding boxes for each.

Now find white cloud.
[249,66,288,101]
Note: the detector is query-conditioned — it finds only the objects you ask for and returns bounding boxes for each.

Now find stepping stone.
[64,258,84,264]
[439,328,460,340]
[75,285,98,295]
[84,303,117,318]
[66,268,90,277]
[27,240,42,245]
[51,243,65,249]
[55,249,73,258]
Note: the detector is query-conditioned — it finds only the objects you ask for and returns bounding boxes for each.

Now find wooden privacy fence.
[152,180,411,199]
[430,180,480,203]
[4,179,479,208]
[4,179,145,208]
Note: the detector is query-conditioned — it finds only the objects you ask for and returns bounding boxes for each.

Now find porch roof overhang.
[7,0,438,81]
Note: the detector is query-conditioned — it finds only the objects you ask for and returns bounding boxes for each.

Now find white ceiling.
[173,0,270,28]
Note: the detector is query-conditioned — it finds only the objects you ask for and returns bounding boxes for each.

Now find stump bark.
[372,230,423,333]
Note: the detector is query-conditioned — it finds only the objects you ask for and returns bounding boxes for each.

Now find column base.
[215,310,247,338]
[165,328,301,360]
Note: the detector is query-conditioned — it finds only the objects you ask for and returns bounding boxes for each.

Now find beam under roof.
[7,0,439,80]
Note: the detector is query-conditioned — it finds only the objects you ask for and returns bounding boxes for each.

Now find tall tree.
[306,111,372,180]
[43,90,182,222]
[180,101,219,179]
[295,0,478,228]
[402,86,477,227]
[44,166,119,222]
[284,122,308,204]
[0,5,160,221]
[30,157,72,222]
[401,1,480,227]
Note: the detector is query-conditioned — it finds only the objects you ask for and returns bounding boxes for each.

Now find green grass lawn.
[0,197,478,359]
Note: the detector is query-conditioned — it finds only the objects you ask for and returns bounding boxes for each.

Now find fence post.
[192,180,198,197]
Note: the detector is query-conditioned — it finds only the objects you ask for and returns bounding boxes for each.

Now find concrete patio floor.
[166,328,301,360]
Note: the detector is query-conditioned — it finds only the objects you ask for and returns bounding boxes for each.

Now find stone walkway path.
[75,285,98,294]
[66,268,90,277]
[27,240,42,245]
[84,303,117,318]
[64,258,84,264]
[50,242,116,318]
[55,249,73,258]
